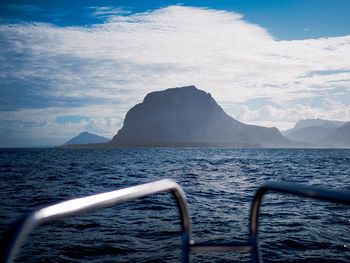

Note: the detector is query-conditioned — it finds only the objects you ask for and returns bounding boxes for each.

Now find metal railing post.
[249,182,350,263]
[0,179,191,263]
[3,180,350,263]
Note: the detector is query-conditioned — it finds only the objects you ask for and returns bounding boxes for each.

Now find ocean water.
[0,148,350,262]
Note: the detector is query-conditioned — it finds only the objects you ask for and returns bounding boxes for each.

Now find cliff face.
[110,86,291,147]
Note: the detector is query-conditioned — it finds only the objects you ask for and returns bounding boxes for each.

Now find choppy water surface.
[0,148,350,262]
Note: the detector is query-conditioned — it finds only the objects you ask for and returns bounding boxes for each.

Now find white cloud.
[0,5,350,146]
[88,6,131,17]
[231,98,350,130]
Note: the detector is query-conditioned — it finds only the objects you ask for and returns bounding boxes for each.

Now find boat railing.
[1,179,350,263]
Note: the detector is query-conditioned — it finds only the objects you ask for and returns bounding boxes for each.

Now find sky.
[1,0,350,147]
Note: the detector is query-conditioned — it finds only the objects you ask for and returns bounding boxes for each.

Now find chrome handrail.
[249,182,350,263]
[0,179,191,263]
[2,180,350,263]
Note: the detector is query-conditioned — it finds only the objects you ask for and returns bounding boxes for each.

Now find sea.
[0,148,350,262]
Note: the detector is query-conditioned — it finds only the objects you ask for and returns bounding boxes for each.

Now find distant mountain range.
[109,86,294,147]
[62,86,349,148]
[62,131,110,146]
[324,122,350,147]
[282,119,350,147]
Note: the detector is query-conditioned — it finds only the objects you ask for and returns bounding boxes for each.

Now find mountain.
[282,119,348,146]
[293,118,345,130]
[109,86,293,147]
[62,132,110,146]
[283,118,346,137]
[322,122,350,147]
[283,126,339,145]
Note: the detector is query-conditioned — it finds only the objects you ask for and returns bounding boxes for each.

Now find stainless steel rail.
[0,179,191,263]
[1,180,350,263]
[249,182,350,263]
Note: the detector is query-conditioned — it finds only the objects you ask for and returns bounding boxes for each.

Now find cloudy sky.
[1,0,350,147]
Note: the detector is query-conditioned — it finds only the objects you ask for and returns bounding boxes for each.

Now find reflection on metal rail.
[249,182,350,263]
[1,180,350,263]
[0,179,190,263]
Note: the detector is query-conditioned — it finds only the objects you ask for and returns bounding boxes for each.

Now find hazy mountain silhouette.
[109,86,293,147]
[284,126,338,145]
[292,118,345,130]
[282,119,348,146]
[283,118,346,136]
[62,131,110,146]
[322,122,350,147]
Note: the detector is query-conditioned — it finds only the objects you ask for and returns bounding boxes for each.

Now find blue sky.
[2,0,350,39]
[1,0,350,146]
